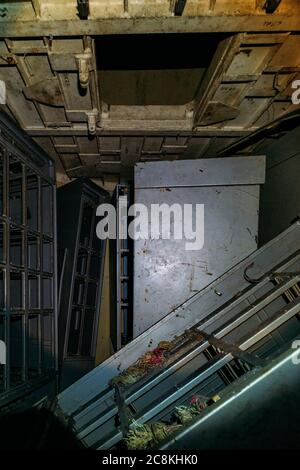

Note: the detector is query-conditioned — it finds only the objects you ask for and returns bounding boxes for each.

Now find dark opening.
[96,33,228,106]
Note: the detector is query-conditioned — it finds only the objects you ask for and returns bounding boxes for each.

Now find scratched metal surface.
[133,157,265,336]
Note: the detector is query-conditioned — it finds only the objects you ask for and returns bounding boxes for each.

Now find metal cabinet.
[110,183,133,352]
[133,156,266,336]
[0,111,57,412]
[57,177,109,390]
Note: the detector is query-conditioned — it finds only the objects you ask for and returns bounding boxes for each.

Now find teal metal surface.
[160,343,300,449]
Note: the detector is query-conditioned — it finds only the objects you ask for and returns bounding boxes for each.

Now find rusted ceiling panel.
[194,33,299,132]
[0,7,298,182]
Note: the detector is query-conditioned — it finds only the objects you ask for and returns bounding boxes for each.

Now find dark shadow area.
[258,123,300,246]
[0,407,84,450]
[96,33,228,70]
[96,33,229,106]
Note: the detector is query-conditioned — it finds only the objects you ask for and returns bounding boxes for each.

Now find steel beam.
[24,127,253,138]
[0,16,299,37]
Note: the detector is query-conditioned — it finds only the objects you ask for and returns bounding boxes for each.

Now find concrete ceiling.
[0,0,299,185]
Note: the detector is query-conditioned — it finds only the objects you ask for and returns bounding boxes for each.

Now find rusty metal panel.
[0,30,298,181]
[89,0,124,18]
[77,136,99,154]
[128,0,171,16]
[226,46,278,76]
[59,73,93,111]
[61,153,82,170]
[0,67,43,127]
[268,34,300,69]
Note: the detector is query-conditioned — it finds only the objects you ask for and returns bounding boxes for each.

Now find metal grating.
[0,112,57,410]
[57,177,109,390]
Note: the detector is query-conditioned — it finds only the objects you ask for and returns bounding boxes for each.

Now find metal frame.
[1,16,300,37]
[55,222,300,449]
[57,223,300,407]
[110,183,132,351]
[57,177,109,390]
[79,263,300,449]
[0,111,57,410]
